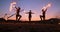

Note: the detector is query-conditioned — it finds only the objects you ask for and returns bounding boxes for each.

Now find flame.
[46,3,51,8]
[42,7,46,11]
[9,2,16,12]
[42,3,51,11]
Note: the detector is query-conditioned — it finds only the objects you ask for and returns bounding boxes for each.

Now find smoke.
[9,2,16,12]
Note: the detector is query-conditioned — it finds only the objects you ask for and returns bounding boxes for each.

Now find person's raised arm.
[45,8,47,12]
[15,6,17,9]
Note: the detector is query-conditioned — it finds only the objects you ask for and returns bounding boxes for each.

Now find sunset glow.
[0,0,60,21]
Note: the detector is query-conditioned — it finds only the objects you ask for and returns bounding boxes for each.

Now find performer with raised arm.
[26,10,34,21]
[15,7,22,21]
[40,3,51,21]
[7,6,24,21]
[40,8,47,21]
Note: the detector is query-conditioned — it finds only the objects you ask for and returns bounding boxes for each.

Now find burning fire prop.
[9,2,16,12]
[42,3,51,11]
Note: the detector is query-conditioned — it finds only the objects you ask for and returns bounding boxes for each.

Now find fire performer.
[40,8,47,20]
[40,3,51,21]
[15,7,22,21]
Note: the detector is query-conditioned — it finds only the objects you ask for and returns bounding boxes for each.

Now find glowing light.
[18,17,19,19]
[42,3,51,10]
[42,7,46,11]
[9,2,16,12]
[46,3,51,8]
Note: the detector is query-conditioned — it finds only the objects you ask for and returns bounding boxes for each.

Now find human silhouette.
[40,8,47,21]
[15,7,22,21]
[26,10,34,21]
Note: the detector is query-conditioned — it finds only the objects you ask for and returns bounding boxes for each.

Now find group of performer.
[7,6,47,21]
[15,7,34,21]
[14,6,47,21]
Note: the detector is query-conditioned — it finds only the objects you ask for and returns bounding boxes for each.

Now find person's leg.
[43,14,45,20]
[40,15,42,21]
[43,17,45,20]
[18,15,22,21]
[29,18,31,21]
[29,17,31,21]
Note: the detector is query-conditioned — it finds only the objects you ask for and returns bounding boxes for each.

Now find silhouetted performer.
[26,10,34,21]
[40,8,47,21]
[15,7,22,21]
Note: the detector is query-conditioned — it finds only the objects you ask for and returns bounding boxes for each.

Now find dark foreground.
[0,18,60,32]
[0,22,60,32]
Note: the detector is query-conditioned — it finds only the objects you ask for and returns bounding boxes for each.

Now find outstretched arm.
[31,12,34,14]
[26,12,29,14]
[45,8,47,12]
